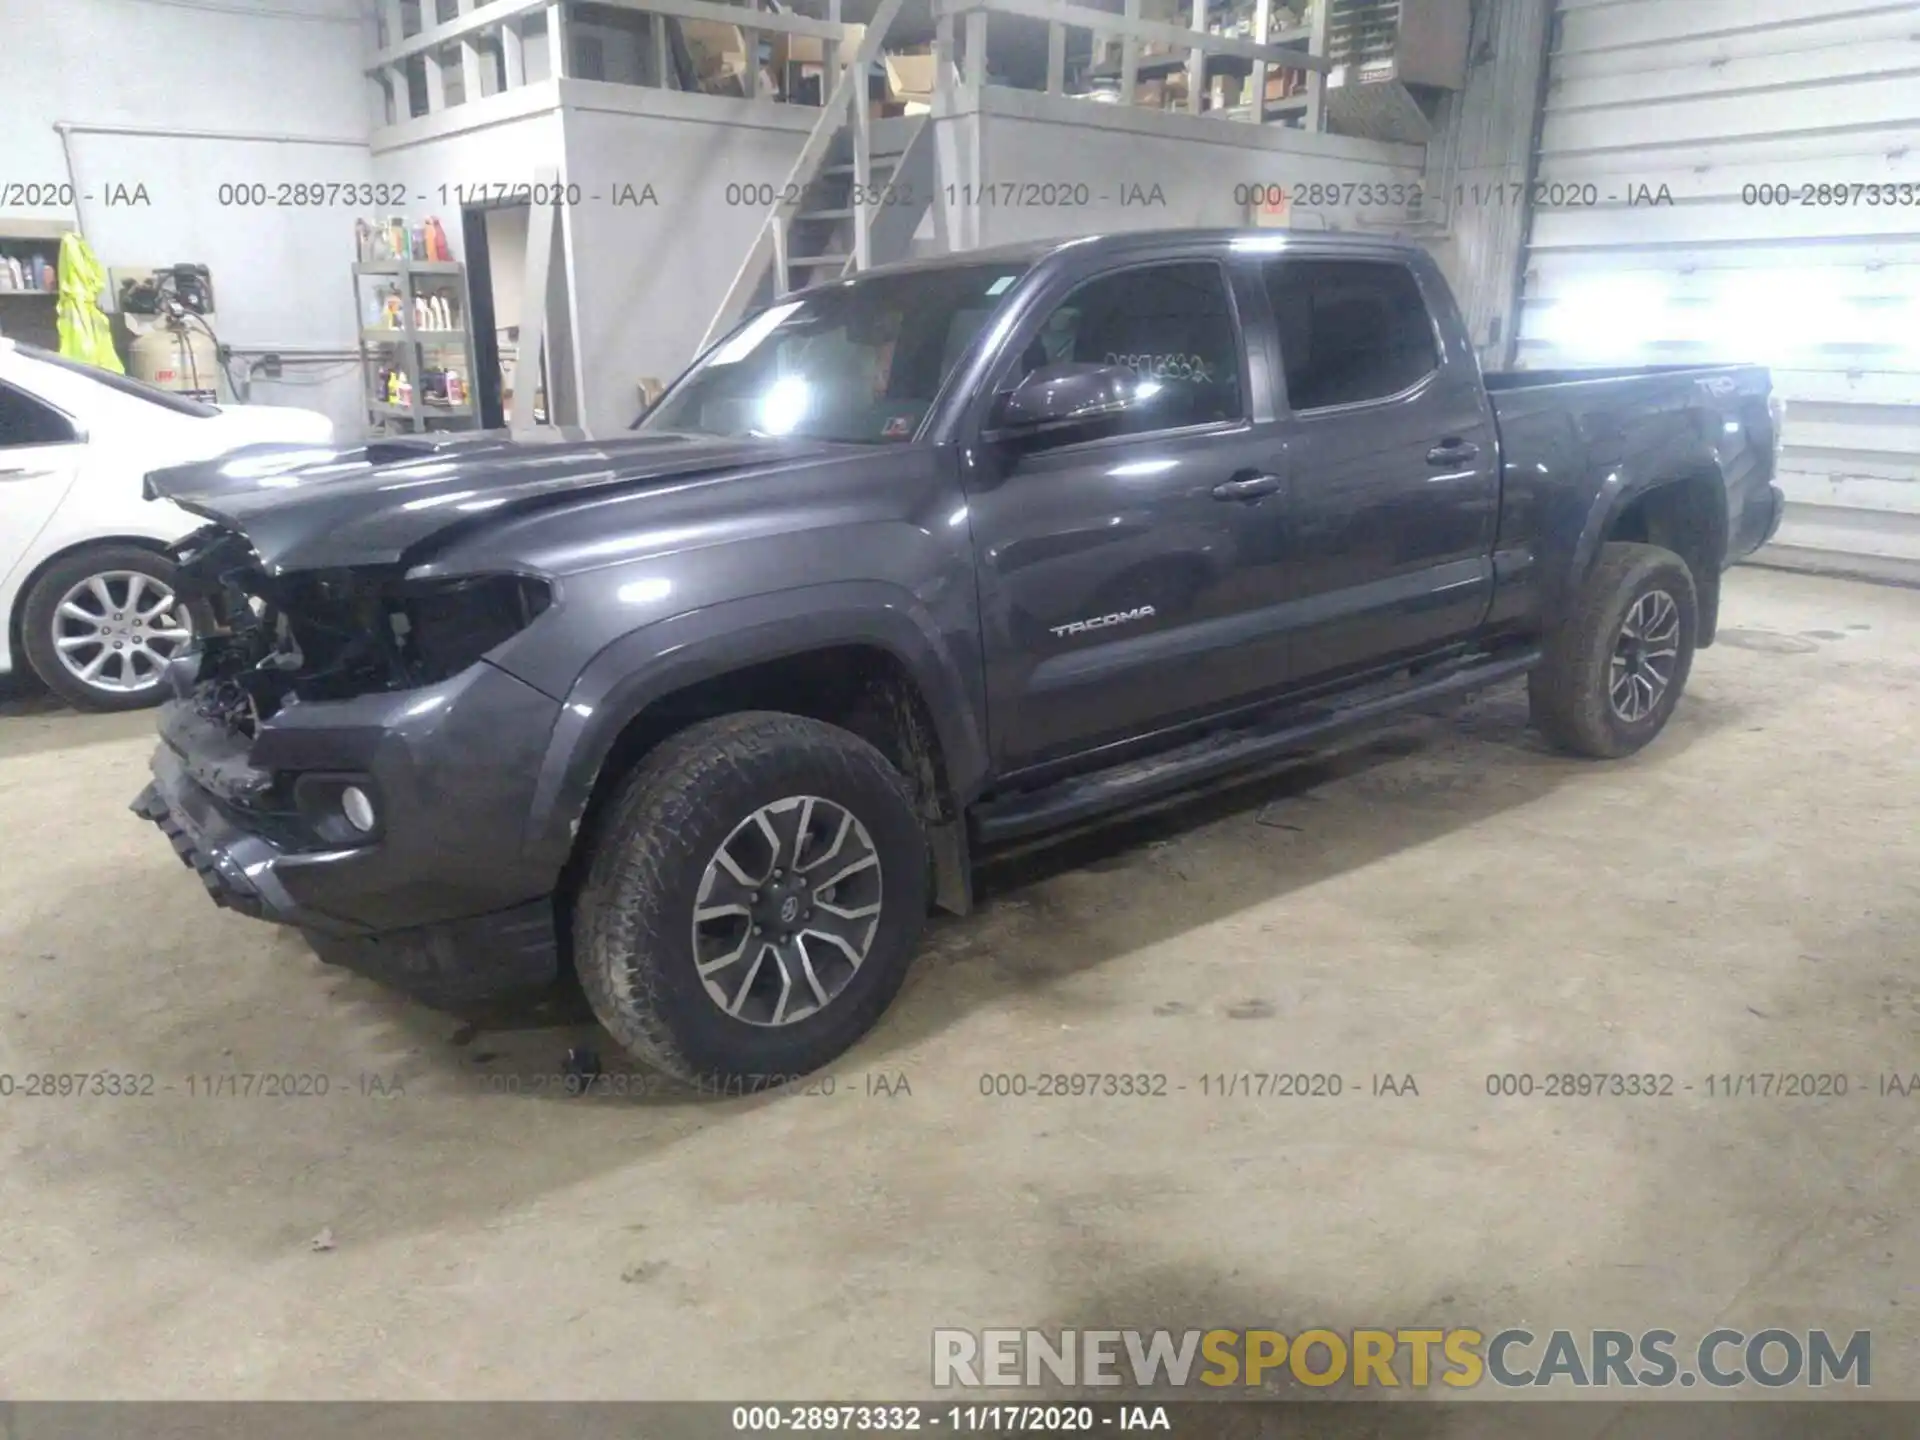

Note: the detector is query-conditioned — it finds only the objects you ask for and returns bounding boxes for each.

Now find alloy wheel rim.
[690,795,883,1027]
[1609,588,1680,724]
[51,570,192,695]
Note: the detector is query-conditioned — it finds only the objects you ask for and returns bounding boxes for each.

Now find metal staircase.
[698,0,937,351]
[781,117,935,288]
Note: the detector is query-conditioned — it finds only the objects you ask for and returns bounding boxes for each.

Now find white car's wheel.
[20,544,192,711]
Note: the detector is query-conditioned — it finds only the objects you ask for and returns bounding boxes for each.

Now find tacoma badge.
[1050,605,1156,639]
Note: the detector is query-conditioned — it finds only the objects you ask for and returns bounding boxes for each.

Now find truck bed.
[1482,361,1783,635]
[1483,364,1763,391]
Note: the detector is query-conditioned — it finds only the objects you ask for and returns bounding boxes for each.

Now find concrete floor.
[0,565,1916,1403]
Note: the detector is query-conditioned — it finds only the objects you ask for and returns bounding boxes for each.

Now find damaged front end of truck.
[165,520,552,744]
[129,439,577,1006]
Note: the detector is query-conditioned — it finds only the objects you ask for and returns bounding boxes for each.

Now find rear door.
[963,255,1293,771]
[1260,254,1499,681]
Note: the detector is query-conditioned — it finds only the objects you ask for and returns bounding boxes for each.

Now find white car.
[0,337,335,710]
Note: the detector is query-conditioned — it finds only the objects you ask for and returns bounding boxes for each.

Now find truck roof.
[846,228,1429,280]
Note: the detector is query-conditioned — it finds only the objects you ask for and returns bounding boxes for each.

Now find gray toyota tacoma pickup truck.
[133,230,1785,1083]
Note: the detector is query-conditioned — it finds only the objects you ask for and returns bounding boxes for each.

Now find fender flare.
[1552,458,1728,632]
[519,580,989,872]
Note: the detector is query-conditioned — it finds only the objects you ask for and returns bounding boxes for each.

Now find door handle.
[0,467,54,481]
[1212,472,1285,502]
[1427,439,1480,465]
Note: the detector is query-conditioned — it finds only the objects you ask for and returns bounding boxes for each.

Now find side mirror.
[986,363,1145,443]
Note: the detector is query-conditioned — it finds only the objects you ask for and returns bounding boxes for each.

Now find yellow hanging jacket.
[57,232,125,374]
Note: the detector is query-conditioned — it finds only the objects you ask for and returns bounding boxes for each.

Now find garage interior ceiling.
[1516,0,1920,577]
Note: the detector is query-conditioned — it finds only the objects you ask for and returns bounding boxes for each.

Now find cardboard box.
[681,19,747,91]
[884,51,937,103]
[788,23,863,67]
[1264,68,1303,101]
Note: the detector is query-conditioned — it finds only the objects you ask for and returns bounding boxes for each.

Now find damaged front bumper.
[132,655,569,1007]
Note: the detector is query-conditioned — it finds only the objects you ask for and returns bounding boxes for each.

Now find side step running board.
[971,648,1541,844]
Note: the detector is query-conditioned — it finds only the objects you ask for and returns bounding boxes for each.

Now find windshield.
[24,345,220,417]
[639,263,1031,444]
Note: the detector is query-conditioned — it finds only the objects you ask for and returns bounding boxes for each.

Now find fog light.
[341,785,377,833]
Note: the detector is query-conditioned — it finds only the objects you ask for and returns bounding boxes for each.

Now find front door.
[964,257,1293,772]
[1259,255,1499,681]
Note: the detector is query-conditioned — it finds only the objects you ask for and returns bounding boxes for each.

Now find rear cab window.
[1262,258,1439,411]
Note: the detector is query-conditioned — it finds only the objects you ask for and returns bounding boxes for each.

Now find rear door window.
[1262,259,1439,411]
[0,382,79,447]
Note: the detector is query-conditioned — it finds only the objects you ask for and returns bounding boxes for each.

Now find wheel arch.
[524,584,989,916]
[1598,473,1728,646]
[1564,465,1729,646]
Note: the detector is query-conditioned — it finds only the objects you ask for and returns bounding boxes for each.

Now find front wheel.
[20,544,193,711]
[573,711,929,1085]
[1529,541,1699,759]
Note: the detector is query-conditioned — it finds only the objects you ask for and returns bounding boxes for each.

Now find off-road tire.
[573,711,929,1086]
[1529,541,1698,759]
[21,544,183,712]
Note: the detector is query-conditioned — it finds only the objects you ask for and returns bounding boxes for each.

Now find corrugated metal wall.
[1516,0,1920,576]
[1417,0,1553,369]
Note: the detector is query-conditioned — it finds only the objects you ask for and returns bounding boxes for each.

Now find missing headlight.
[179,546,553,722]
[396,574,552,684]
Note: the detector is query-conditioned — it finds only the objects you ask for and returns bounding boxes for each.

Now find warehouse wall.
[1414,0,1553,369]
[368,97,581,425]
[963,90,1428,248]
[1516,0,1920,576]
[559,86,817,436]
[0,0,375,434]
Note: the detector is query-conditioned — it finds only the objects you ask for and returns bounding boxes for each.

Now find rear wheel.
[573,711,929,1086]
[1529,541,1698,758]
[20,545,192,711]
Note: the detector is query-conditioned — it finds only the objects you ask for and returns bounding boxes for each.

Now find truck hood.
[144,430,843,573]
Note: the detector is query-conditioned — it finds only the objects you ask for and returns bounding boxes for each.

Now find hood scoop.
[364,435,472,463]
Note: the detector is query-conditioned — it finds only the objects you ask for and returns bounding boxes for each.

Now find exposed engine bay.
[172,524,552,736]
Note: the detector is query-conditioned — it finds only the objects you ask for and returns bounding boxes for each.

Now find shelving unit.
[1080,0,1318,121]
[1320,0,1469,142]
[0,220,72,349]
[353,258,481,434]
